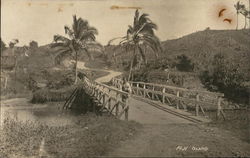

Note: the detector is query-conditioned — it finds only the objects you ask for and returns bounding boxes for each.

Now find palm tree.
[234,1,245,30]
[1,38,6,52]
[239,7,249,29]
[51,15,103,84]
[108,10,162,80]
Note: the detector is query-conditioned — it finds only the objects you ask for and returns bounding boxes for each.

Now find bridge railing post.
[162,88,166,104]
[143,84,146,98]
[152,86,155,100]
[176,90,180,109]
[216,96,226,120]
[195,94,200,116]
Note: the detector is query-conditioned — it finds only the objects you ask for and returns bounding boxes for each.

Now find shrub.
[29,41,38,50]
[176,54,194,72]
[200,53,248,103]
[31,86,76,103]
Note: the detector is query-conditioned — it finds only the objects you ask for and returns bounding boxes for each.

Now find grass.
[0,114,141,158]
[207,109,250,143]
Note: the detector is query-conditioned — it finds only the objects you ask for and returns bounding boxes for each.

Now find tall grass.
[0,114,141,158]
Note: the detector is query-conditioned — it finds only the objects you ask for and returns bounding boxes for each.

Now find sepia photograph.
[1,0,250,157]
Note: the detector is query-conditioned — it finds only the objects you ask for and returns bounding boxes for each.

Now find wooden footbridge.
[63,76,226,123]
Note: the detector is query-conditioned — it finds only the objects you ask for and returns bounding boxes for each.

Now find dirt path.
[77,61,122,83]
[108,123,250,157]
[108,98,250,157]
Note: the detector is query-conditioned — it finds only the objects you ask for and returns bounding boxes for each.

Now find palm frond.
[54,35,70,43]
[54,49,71,65]
[133,9,140,28]
[50,42,68,48]
[139,13,150,25]
[127,25,134,35]
[85,41,103,52]
[64,26,74,39]
[138,46,146,62]
[107,36,127,45]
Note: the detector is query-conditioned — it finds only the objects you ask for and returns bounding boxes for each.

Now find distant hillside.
[161,29,250,73]
[103,29,250,75]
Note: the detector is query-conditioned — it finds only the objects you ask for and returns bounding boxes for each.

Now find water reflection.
[1,102,79,127]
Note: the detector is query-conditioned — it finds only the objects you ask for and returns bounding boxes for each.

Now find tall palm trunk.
[236,13,239,30]
[71,46,78,84]
[244,16,247,29]
[128,46,136,81]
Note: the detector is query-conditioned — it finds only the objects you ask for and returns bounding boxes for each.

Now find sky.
[1,0,249,46]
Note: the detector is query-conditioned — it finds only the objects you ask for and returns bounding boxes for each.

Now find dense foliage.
[200,53,248,103]
[1,38,6,52]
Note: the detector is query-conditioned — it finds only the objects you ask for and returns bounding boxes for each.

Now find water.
[1,98,77,127]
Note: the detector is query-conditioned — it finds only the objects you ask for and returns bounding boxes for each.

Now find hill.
[161,29,250,73]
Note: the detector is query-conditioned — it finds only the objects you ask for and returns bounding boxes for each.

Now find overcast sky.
[1,0,248,46]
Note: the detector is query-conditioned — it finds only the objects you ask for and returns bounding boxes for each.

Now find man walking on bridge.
[121,78,132,102]
[122,78,132,94]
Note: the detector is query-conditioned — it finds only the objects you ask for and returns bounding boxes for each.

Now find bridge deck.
[127,97,192,124]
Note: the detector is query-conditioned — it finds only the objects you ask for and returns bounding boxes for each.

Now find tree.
[1,38,6,52]
[51,15,102,84]
[108,10,162,80]
[234,1,245,30]
[29,40,38,50]
[176,54,194,72]
[9,39,19,48]
[239,7,250,29]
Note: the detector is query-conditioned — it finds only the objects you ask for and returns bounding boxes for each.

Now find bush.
[200,53,248,103]
[29,41,38,50]
[176,54,194,72]
[31,86,76,103]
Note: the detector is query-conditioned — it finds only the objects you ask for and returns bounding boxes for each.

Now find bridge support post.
[108,90,111,110]
[115,103,119,116]
[152,86,155,100]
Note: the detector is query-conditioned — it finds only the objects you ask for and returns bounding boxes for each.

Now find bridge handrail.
[112,77,225,119]
[83,77,129,120]
[112,78,223,97]
[130,81,224,97]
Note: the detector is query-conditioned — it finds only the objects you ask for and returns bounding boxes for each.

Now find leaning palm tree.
[108,10,162,80]
[51,15,103,84]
